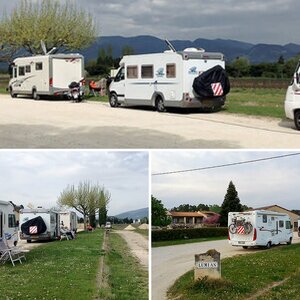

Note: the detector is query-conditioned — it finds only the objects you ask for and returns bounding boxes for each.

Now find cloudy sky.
[151,151,300,210]
[0,151,148,216]
[1,0,300,45]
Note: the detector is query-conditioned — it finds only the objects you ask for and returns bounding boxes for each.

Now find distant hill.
[114,207,148,220]
[79,35,300,64]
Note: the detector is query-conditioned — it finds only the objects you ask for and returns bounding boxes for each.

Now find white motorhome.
[284,60,300,129]
[0,200,18,246]
[19,208,60,242]
[228,210,293,249]
[59,211,77,232]
[8,54,84,100]
[298,220,300,237]
[109,47,227,112]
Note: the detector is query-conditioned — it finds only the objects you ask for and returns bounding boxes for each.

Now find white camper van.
[59,211,77,232]
[284,60,300,129]
[109,47,227,112]
[8,54,84,100]
[228,210,293,249]
[19,208,60,242]
[0,200,18,246]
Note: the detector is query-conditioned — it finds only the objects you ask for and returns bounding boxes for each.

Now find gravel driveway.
[0,95,299,148]
[152,232,300,300]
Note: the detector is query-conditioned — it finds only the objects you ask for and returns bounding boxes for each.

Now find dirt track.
[0,95,300,148]
[152,232,300,300]
[115,230,148,268]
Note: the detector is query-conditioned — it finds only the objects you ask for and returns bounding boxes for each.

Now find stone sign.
[194,249,221,281]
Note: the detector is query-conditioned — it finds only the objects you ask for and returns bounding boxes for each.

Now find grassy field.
[152,236,226,248]
[102,232,148,300]
[0,230,104,300]
[224,88,286,119]
[168,244,300,300]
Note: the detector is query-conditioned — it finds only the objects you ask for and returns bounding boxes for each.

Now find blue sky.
[1,0,300,44]
[151,151,300,210]
[0,151,149,215]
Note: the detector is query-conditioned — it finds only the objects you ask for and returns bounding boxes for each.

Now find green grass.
[135,228,149,237]
[225,88,286,118]
[152,236,227,248]
[103,232,148,300]
[0,230,104,300]
[168,244,300,300]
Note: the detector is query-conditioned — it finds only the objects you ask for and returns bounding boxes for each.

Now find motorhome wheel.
[27,239,32,243]
[287,237,292,245]
[266,241,272,249]
[109,93,119,107]
[9,87,16,98]
[156,96,166,112]
[32,89,40,100]
[294,110,300,130]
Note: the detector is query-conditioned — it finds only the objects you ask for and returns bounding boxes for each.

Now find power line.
[152,152,300,176]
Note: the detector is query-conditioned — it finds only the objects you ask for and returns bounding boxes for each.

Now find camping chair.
[0,238,27,267]
[60,228,71,241]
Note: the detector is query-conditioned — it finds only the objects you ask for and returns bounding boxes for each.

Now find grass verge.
[225,88,286,119]
[0,230,104,300]
[102,232,148,300]
[152,236,226,248]
[168,244,300,300]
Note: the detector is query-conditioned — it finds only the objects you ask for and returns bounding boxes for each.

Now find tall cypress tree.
[220,181,243,226]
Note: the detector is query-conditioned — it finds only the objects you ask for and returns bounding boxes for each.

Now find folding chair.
[0,238,27,267]
[60,228,70,241]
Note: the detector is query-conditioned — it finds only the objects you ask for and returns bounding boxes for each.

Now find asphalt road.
[152,232,300,300]
[0,95,299,148]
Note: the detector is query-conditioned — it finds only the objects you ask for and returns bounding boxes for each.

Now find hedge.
[152,227,228,242]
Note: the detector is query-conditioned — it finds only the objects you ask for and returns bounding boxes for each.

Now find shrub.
[152,227,228,242]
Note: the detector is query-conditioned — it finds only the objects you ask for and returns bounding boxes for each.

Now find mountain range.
[114,207,148,220]
[80,35,300,64]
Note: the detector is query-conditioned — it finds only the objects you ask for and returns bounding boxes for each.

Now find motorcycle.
[68,81,84,102]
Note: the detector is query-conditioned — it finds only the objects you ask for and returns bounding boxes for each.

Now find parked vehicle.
[109,42,229,112]
[68,81,84,102]
[105,221,112,229]
[8,54,85,100]
[19,208,60,242]
[0,200,18,246]
[59,211,78,232]
[228,210,293,249]
[285,60,300,129]
[298,220,300,237]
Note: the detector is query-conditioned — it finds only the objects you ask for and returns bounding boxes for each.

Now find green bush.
[152,227,228,242]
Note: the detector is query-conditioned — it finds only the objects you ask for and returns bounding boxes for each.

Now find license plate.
[238,241,245,244]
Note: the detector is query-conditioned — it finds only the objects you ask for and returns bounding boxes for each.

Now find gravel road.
[152,232,300,300]
[115,230,148,268]
[0,95,299,148]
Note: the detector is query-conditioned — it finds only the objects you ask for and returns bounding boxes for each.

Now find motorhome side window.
[279,220,284,228]
[36,62,43,71]
[286,221,292,229]
[115,67,125,82]
[141,65,153,78]
[13,67,17,78]
[262,214,267,223]
[127,66,138,79]
[18,66,25,76]
[8,214,16,228]
[25,65,31,73]
[166,64,176,78]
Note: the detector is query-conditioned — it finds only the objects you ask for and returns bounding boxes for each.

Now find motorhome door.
[113,67,125,101]
[292,62,300,90]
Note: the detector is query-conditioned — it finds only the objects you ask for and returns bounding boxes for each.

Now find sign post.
[194,249,221,281]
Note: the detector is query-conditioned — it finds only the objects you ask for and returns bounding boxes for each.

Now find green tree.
[0,0,95,55]
[219,181,243,226]
[152,196,171,226]
[122,45,134,56]
[58,181,110,231]
[231,57,250,77]
[98,188,111,227]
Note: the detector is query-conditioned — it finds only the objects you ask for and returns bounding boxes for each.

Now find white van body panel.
[19,208,60,241]
[109,49,226,109]
[228,210,293,248]
[0,200,18,246]
[9,54,84,98]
